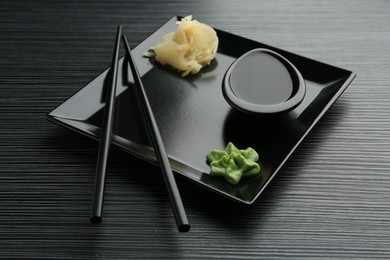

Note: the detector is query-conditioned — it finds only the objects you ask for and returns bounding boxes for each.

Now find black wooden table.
[1,0,389,258]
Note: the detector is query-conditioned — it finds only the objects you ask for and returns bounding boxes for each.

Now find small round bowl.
[222,48,306,117]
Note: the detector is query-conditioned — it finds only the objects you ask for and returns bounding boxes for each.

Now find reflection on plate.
[47,16,356,204]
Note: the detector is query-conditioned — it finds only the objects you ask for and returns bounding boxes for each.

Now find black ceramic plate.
[47,16,356,204]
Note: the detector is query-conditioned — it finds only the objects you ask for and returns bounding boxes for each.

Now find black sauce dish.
[222,48,306,117]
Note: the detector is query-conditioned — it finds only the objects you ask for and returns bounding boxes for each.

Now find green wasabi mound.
[206,142,261,185]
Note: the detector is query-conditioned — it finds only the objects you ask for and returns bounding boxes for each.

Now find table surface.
[1,0,389,259]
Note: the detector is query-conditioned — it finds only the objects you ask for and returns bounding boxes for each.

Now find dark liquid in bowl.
[230,52,293,105]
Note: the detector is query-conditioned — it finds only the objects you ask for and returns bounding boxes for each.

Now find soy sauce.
[230,51,293,105]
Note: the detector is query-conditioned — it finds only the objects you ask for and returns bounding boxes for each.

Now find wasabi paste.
[206,142,261,185]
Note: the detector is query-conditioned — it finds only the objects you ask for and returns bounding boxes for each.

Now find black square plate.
[48,16,356,204]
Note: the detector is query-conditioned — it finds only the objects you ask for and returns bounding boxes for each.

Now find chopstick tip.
[179,224,190,233]
[90,216,102,224]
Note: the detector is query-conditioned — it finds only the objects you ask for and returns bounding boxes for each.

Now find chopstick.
[90,25,122,224]
[122,34,190,232]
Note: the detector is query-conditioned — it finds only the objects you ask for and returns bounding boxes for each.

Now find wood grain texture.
[1,0,390,258]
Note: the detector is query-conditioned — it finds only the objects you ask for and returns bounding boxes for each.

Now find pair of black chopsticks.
[90,25,190,232]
